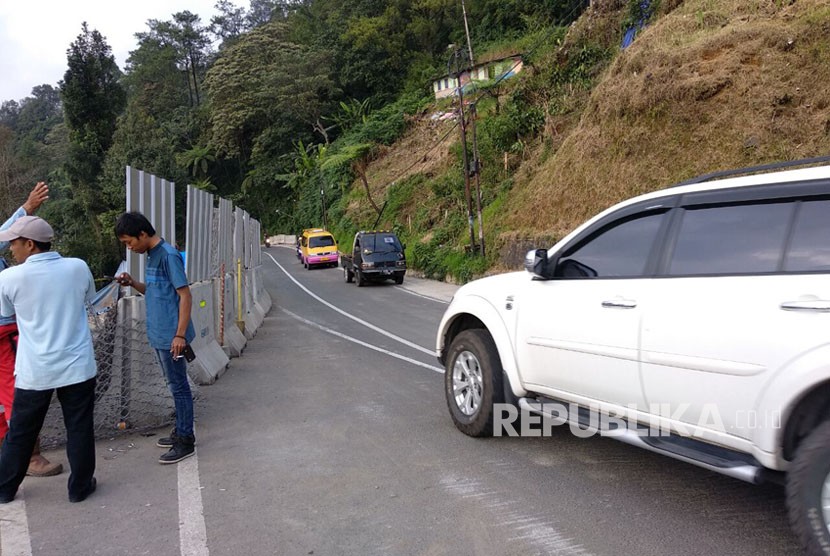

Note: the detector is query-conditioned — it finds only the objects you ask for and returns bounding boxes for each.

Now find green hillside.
[2,0,828,281]
[336,0,830,281]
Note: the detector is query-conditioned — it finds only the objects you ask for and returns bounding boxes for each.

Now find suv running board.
[519,397,765,485]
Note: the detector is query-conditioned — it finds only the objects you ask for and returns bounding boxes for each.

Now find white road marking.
[440,475,594,556]
[178,444,209,556]
[393,285,450,304]
[281,308,444,374]
[264,252,435,356]
[0,487,32,556]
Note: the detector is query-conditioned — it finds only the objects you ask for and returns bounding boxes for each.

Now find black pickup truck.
[341,230,406,286]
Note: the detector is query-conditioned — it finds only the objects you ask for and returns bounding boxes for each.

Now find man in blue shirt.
[0,216,98,503]
[0,182,63,477]
[114,212,197,464]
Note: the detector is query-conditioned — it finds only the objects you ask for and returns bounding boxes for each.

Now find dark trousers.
[0,377,96,500]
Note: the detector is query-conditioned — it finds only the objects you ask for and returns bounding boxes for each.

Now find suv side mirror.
[524,249,549,279]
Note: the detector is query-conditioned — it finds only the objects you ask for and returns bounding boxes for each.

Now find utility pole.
[460,0,475,68]
[459,0,484,256]
[469,103,485,257]
[449,47,476,254]
[320,187,328,229]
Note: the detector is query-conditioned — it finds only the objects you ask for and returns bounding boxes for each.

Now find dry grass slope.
[505,0,830,239]
[347,0,830,275]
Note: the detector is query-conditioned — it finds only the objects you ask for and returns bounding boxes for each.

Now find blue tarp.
[621,0,652,49]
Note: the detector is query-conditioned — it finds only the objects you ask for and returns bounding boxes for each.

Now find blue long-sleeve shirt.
[0,207,29,327]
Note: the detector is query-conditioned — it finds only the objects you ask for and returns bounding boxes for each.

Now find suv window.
[556,211,665,279]
[784,199,830,272]
[668,202,792,275]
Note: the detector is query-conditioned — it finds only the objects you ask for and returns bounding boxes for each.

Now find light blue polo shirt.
[0,252,97,390]
[145,239,195,350]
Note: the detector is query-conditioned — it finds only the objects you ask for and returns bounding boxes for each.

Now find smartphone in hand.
[179,344,196,363]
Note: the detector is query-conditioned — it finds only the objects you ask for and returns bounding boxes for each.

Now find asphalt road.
[0,246,802,555]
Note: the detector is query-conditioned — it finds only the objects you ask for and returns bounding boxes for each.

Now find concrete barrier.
[189,281,230,385]
[253,266,272,316]
[269,234,295,245]
[216,272,247,357]
[242,270,260,339]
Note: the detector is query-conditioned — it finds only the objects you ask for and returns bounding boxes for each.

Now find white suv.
[436,159,830,555]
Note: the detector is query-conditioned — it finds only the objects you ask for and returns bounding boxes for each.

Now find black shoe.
[69,477,97,503]
[0,492,15,504]
[159,438,195,464]
[157,429,196,448]
[156,428,177,448]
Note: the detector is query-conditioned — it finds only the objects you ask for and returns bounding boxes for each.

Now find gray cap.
[0,216,54,243]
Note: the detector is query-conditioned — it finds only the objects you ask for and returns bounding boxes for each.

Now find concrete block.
[188,339,230,385]
[223,323,247,358]
[189,281,230,385]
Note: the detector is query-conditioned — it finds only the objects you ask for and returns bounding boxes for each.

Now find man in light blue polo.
[0,216,98,503]
[0,182,64,477]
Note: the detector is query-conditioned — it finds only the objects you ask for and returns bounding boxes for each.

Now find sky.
[0,0,222,104]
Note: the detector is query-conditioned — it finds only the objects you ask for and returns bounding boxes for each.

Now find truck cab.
[342,230,406,286]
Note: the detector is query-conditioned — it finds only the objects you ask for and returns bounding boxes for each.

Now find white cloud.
[0,0,222,103]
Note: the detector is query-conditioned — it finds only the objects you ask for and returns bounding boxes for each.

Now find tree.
[290,0,457,102]
[15,85,62,145]
[173,11,212,106]
[61,22,126,188]
[321,143,380,215]
[0,126,36,215]
[124,34,189,117]
[211,0,248,46]
[60,22,126,275]
[138,12,212,107]
[0,101,20,131]
[176,145,216,178]
[247,0,298,27]
[205,21,337,159]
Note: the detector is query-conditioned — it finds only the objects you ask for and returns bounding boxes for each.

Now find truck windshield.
[309,235,335,248]
[363,233,402,253]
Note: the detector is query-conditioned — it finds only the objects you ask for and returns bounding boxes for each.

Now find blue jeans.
[0,377,96,501]
[155,349,194,439]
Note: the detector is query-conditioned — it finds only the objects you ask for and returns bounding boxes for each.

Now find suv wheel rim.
[452,350,483,416]
[822,470,830,534]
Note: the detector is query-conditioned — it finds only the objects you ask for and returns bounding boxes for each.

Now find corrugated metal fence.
[41,167,271,443]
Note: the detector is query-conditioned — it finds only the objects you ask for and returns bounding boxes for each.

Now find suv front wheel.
[444,329,504,437]
[787,420,830,555]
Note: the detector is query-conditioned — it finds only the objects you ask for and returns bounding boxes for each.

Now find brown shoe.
[26,439,63,477]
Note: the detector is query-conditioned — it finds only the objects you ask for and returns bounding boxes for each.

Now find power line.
[355,0,592,226]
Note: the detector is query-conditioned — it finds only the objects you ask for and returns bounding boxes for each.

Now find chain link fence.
[39,281,200,446]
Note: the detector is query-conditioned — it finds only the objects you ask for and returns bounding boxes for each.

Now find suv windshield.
[309,235,335,248]
[362,233,402,253]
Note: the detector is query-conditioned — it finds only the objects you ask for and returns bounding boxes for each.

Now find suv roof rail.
[673,155,830,187]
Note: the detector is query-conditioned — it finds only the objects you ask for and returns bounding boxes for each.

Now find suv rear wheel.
[444,329,504,437]
[787,419,830,555]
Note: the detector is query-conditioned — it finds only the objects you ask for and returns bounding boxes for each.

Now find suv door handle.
[601,298,637,309]
[780,300,830,313]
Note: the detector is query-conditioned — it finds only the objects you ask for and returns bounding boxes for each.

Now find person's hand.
[115,272,133,287]
[22,182,49,214]
[170,335,186,359]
